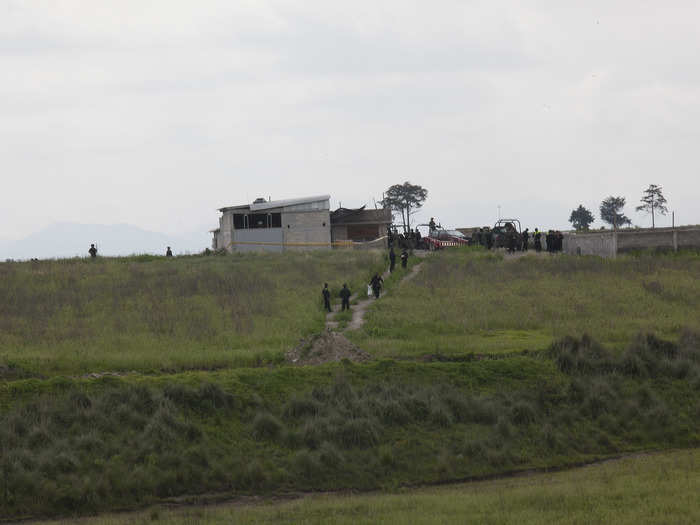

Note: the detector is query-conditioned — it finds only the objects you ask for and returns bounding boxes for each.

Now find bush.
[252,412,284,441]
[335,418,379,449]
[510,402,537,425]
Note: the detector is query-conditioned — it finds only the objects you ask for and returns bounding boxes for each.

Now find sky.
[2,1,699,242]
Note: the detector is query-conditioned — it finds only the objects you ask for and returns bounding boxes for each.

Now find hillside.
[1,249,699,520]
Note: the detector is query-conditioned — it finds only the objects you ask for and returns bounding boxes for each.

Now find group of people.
[472,227,564,254]
[322,246,411,312]
[387,227,422,250]
[87,244,173,258]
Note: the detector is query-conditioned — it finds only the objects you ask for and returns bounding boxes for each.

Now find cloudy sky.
[2,0,699,242]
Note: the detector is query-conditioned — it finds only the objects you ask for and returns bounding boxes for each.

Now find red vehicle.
[420,226,470,250]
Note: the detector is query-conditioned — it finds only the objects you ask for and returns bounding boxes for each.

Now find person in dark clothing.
[339,284,351,311]
[166,246,173,257]
[400,249,408,268]
[415,228,422,248]
[485,229,494,250]
[533,229,542,252]
[522,229,529,251]
[428,217,436,235]
[557,231,564,252]
[387,227,394,248]
[370,274,383,299]
[389,247,396,273]
[322,283,331,312]
[476,228,483,247]
[507,231,517,253]
[88,244,97,258]
[546,230,554,253]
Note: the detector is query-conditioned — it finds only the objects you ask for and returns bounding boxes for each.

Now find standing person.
[322,283,331,312]
[557,231,564,252]
[521,229,529,251]
[166,246,173,257]
[88,244,98,258]
[429,217,436,235]
[389,247,396,273]
[414,228,422,248]
[400,249,408,269]
[507,231,516,254]
[387,227,394,248]
[485,229,494,250]
[533,229,542,252]
[476,228,484,247]
[339,283,351,311]
[370,273,383,299]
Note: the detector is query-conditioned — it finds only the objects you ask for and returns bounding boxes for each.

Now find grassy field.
[1,249,699,521]
[0,251,386,376]
[350,249,700,359]
[39,448,700,524]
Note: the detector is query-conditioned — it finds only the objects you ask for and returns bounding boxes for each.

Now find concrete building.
[212,195,331,253]
[330,207,392,245]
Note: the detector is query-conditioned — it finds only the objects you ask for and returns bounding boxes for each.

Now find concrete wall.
[563,232,616,257]
[564,227,700,257]
[282,210,331,250]
[232,228,284,253]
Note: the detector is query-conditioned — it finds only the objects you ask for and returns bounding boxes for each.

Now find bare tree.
[635,184,668,229]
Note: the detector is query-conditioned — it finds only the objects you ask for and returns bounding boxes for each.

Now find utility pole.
[497,205,501,221]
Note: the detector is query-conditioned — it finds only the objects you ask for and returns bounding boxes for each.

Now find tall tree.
[599,196,631,230]
[381,182,428,233]
[635,184,668,229]
[569,205,595,231]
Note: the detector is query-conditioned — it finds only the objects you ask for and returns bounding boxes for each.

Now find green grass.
[0,251,387,376]
[38,448,700,524]
[349,249,700,359]
[3,248,700,521]
[2,334,699,519]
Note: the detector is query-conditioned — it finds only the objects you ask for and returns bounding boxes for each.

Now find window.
[251,213,268,229]
[270,213,282,228]
[233,214,246,229]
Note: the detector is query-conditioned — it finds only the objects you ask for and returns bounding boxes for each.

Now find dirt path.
[342,254,427,332]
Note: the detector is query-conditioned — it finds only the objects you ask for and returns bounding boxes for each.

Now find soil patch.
[286,331,371,365]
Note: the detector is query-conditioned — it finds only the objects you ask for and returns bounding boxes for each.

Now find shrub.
[510,402,537,425]
[283,397,321,419]
[335,418,379,448]
[252,412,284,441]
[318,441,344,468]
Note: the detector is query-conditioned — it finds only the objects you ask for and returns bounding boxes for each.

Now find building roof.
[219,195,330,213]
[219,195,331,212]
[331,207,392,225]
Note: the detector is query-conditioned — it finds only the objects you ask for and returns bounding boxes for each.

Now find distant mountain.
[0,223,211,260]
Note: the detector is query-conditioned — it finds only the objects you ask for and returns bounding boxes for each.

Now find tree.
[569,205,595,231]
[635,184,668,228]
[381,182,428,233]
[599,196,631,230]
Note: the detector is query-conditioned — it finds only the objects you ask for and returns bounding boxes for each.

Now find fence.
[563,226,700,258]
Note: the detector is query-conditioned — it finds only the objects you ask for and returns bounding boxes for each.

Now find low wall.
[564,226,700,258]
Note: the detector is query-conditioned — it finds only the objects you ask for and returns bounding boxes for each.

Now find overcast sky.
[2,1,699,241]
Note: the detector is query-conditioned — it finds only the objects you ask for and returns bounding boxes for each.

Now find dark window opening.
[233,214,246,229]
[251,213,268,229]
[271,213,282,228]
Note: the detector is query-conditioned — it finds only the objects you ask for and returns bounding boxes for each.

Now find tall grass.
[351,250,700,359]
[41,448,700,525]
[0,251,386,376]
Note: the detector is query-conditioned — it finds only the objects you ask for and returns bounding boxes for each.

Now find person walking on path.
[533,229,542,252]
[400,249,408,269]
[166,246,173,257]
[339,283,351,311]
[370,273,383,299]
[88,244,98,258]
[322,283,332,312]
[389,247,396,273]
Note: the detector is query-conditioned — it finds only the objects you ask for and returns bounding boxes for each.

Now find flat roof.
[219,195,330,213]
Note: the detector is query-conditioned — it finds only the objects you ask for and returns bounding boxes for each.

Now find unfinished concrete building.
[211,195,331,253]
[330,206,392,245]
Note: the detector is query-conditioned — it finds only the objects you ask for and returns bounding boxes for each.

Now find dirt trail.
[287,253,427,366]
